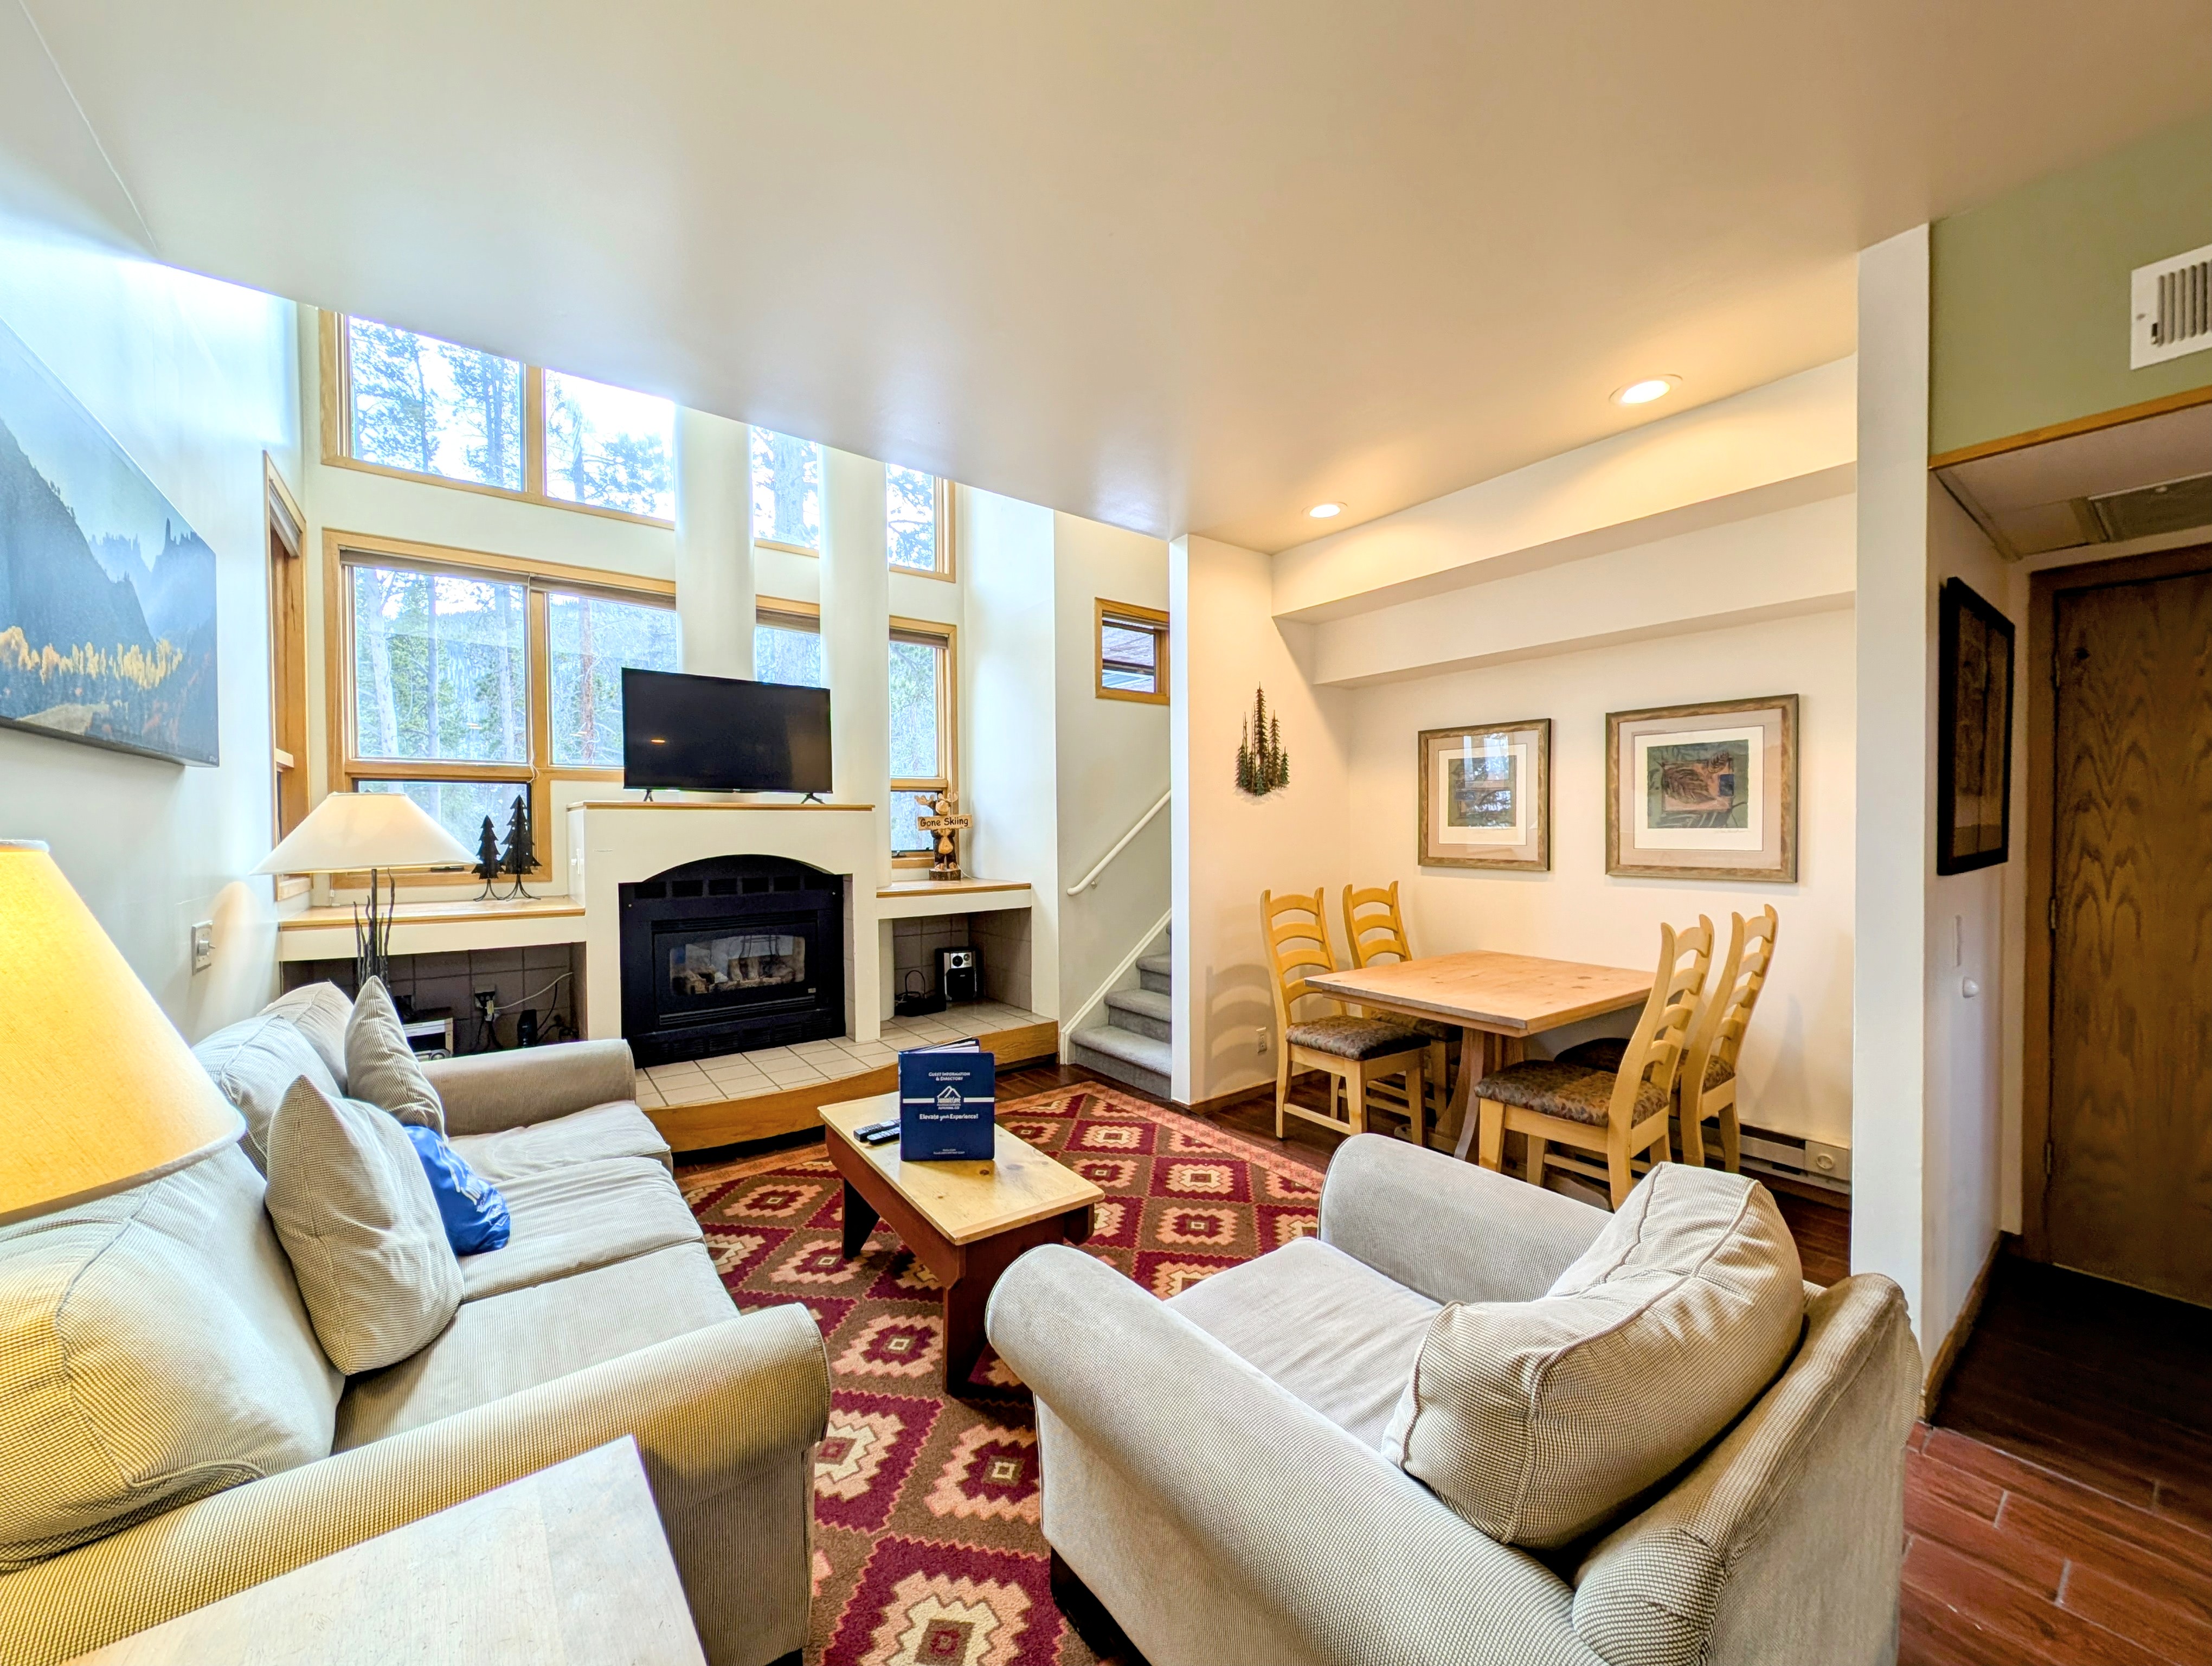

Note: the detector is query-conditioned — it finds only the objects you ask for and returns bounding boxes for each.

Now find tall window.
[754,603,825,688]
[1096,600,1169,703]
[889,620,956,861]
[887,466,950,577]
[751,429,823,552]
[333,537,678,866]
[326,314,676,526]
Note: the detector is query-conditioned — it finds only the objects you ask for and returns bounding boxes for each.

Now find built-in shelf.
[276,894,587,962]
[875,878,1032,920]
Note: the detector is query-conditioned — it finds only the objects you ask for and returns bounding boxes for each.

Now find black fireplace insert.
[619,854,845,1067]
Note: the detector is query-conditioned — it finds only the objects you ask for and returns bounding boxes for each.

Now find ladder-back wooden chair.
[1342,882,1454,1132]
[1263,888,1430,1147]
[1472,917,1715,1208]
[1562,906,1778,1171]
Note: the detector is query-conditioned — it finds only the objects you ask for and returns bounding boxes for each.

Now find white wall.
[1053,511,1171,1023]
[1854,222,2008,1364]
[1170,534,1352,1105]
[1345,605,1857,1148]
[961,488,1062,1016]
[0,217,300,1038]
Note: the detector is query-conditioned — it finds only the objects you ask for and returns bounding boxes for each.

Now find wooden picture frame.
[1936,577,2015,875]
[1606,695,1798,882]
[1417,720,1551,870]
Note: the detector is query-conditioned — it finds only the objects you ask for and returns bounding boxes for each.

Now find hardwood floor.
[687,1063,2207,1662]
[1905,1255,2212,1665]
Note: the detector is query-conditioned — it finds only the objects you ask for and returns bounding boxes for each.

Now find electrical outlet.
[474,989,499,1021]
[189,920,214,972]
[1256,1025,1270,1055]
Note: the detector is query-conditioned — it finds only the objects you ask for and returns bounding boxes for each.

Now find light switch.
[190,920,215,972]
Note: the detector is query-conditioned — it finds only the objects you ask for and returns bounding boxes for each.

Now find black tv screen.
[621,668,832,793]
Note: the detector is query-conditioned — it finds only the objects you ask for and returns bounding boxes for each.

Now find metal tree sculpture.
[1235,687,1291,796]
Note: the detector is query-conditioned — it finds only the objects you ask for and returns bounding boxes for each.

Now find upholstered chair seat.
[1473,1059,1671,1127]
[1560,1035,1735,1090]
[1283,1014,1429,1061]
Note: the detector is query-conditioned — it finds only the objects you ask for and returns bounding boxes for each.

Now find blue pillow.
[402,1125,511,1255]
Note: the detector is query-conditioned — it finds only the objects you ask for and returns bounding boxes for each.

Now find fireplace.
[619,854,845,1067]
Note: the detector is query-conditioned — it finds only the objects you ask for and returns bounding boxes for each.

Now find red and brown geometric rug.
[680,1081,1327,1666]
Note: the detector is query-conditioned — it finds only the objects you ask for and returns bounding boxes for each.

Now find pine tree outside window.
[325,314,676,527]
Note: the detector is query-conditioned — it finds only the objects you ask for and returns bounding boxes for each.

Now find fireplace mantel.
[569,800,885,1046]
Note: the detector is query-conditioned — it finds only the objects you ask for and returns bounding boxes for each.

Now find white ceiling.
[11,1,2211,549]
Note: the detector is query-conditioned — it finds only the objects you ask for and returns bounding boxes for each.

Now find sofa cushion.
[334,1241,737,1449]
[1381,1164,1803,1549]
[192,1007,347,1172]
[1170,1236,1440,1449]
[344,977,445,1134]
[260,982,353,1088]
[450,1101,673,1183]
[263,1078,463,1375]
[0,1146,340,1571]
[458,1156,703,1302]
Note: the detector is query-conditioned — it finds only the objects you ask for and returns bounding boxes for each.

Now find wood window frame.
[1096,599,1169,704]
[320,312,676,529]
[889,616,959,867]
[320,528,676,888]
[265,457,309,867]
[888,475,957,582]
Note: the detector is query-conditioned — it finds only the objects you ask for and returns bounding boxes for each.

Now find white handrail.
[1065,789,1171,895]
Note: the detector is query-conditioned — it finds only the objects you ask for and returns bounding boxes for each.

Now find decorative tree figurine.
[498,794,536,899]
[1235,687,1291,796]
[472,815,502,900]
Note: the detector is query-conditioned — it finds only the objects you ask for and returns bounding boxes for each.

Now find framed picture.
[0,317,220,764]
[1606,695,1798,882]
[1417,719,1550,870]
[1936,578,2014,875]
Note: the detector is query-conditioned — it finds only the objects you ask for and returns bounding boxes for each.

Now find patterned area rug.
[680,1082,1327,1666]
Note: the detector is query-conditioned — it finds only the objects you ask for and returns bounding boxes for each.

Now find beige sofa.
[988,1135,1919,1666]
[0,985,826,1666]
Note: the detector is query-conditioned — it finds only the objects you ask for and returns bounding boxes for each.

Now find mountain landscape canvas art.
[0,318,218,764]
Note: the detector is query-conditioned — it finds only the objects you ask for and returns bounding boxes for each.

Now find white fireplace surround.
[569,800,885,1046]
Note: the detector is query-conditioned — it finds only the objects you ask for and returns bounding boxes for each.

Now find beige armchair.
[987,1135,1917,1666]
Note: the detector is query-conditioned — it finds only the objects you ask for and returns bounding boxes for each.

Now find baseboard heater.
[1733,1122,1851,1199]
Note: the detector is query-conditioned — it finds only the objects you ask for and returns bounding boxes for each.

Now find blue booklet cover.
[898,1040,996,1161]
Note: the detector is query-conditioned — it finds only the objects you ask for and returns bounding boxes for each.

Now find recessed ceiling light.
[1612,376,1678,407]
[1308,502,1344,519]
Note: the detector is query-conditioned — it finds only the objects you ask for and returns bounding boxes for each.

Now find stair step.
[1070,1023,1172,1099]
[1103,987,1172,1042]
[1136,953,1172,994]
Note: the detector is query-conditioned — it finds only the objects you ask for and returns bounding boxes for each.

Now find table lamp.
[0,842,246,1227]
[254,792,473,992]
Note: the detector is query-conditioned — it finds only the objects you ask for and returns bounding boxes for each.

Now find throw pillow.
[263,1077,462,1375]
[344,976,445,1133]
[0,1145,340,1571]
[192,1005,347,1173]
[1380,1164,1803,1548]
[402,1125,512,1255]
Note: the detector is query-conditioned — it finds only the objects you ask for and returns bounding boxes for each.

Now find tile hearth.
[632,1000,1047,1110]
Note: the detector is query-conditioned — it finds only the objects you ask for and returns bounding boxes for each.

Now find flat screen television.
[621,668,833,794]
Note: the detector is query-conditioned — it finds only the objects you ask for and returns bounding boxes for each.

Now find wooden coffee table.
[822,1092,1103,1392]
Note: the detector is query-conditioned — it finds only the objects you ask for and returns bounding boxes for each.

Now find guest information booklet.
[898,1040,996,1161]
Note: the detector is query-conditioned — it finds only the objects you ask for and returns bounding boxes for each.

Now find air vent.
[2087,469,2212,542]
[2131,242,2212,368]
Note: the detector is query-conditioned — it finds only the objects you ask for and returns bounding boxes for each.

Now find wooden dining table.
[1302,950,1654,1161]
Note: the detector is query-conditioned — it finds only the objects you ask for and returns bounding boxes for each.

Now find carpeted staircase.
[1069,931,1172,1099]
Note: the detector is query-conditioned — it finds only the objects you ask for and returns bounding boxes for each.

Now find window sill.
[318,451,676,530]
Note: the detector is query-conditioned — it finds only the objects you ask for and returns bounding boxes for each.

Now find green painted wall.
[1931,112,2212,457]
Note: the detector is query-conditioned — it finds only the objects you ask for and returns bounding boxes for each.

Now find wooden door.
[2047,565,2212,1306]
[266,464,307,841]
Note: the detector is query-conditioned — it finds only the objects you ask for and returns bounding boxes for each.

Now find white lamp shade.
[1,842,246,1225]
[254,792,475,875]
